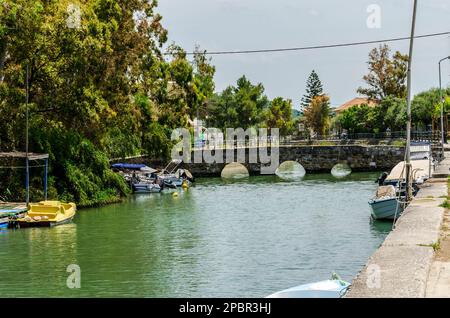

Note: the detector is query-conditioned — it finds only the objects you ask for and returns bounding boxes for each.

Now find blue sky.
[157,0,450,109]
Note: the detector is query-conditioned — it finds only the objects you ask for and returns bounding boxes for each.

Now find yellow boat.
[16,201,76,228]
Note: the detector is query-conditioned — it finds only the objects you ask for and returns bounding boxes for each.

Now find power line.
[164,31,450,56]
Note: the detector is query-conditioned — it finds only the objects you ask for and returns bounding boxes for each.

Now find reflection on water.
[370,219,394,237]
[331,163,352,178]
[0,173,389,297]
[275,161,306,180]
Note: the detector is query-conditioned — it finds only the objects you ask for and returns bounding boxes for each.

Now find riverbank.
[346,159,449,297]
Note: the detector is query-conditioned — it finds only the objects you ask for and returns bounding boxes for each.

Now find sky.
[157,0,450,109]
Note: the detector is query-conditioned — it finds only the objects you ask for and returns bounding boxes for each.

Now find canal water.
[0,173,391,297]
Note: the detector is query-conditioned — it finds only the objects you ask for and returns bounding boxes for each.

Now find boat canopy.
[386,159,430,181]
[375,185,396,198]
[175,169,193,180]
[140,166,157,173]
[111,163,148,170]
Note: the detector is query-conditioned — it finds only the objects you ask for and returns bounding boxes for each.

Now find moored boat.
[369,141,433,221]
[132,183,162,194]
[15,201,76,228]
[369,186,405,220]
[0,203,27,229]
[266,274,350,298]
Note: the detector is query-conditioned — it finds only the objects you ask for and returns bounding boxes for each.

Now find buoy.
[182,181,188,189]
[172,192,179,197]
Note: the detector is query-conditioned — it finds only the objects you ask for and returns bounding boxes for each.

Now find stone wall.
[115,145,408,177]
[181,145,405,176]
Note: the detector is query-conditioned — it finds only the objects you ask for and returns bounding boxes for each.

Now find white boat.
[384,159,430,187]
[369,185,405,220]
[369,143,433,220]
[132,183,161,194]
[267,275,350,298]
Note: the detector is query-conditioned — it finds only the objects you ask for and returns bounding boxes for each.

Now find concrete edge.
[345,178,448,298]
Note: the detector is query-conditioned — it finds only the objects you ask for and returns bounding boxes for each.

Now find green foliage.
[0,0,215,206]
[336,96,407,134]
[30,125,130,207]
[301,70,324,109]
[263,97,294,135]
[208,75,269,131]
[303,95,330,135]
[336,86,450,135]
[358,44,408,100]
[142,122,172,160]
[412,88,450,129]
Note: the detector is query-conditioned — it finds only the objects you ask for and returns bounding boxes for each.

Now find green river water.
[0,173,391,297]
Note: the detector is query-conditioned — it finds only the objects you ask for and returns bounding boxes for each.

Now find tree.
[358,44,408,100]
[303,95,330,136]
[0,0,206,206]
[264,97,294,136]
[189,45,216,119]
[208,75,269,130]
[301,70,323,109]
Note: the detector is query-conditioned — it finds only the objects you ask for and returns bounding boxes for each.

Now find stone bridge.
[113,145,408,177]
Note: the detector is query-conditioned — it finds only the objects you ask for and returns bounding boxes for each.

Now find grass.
[390,140,406,147]
[419,240,441,251]
[440,200,450,209]
[316,141,335,146]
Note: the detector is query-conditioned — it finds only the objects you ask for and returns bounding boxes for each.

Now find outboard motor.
[376,172,388,186]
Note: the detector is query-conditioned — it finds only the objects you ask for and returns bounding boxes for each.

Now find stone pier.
[346,151,449,298]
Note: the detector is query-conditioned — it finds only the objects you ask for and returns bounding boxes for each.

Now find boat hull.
[267,280,350,298]
[132,183,162,193]
[369,197,404,220]
[15,214,75,228]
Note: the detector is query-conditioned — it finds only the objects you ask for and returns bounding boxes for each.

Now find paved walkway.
[347,149,450,298]
[433,146,450,178]
[346,181,446,297]
[426,151,450,297]
[426,227,450,297]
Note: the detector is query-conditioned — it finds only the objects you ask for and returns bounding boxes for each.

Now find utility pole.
[25,64,30,206]
[405,0,418,203]
[439,56,450,158]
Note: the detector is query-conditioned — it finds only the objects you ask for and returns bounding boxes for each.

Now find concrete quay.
[346,154,449,298]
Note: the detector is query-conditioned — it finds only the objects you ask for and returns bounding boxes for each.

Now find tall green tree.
[301,70,323,109]
[358,44,408,100]
[209,75,269,130]
[264,97,294,136]
[0,0,210,206]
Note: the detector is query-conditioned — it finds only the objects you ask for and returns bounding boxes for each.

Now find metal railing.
[294,131,441,142]
[188,131,442,150]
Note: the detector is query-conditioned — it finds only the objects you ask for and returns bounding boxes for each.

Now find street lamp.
[439,56,450,157]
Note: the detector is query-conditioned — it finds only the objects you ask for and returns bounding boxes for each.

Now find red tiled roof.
[334,98,379,113]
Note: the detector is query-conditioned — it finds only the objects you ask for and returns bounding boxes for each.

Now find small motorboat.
[15,201,76,228]
[266,274,350,298]
[132,183,162,194]
[157,160,194,188]
[369,185,405,220]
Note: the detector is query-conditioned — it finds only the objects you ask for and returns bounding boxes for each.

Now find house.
[333,97,379,114]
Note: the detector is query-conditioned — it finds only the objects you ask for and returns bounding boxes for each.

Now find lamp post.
[439,56,450,157]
